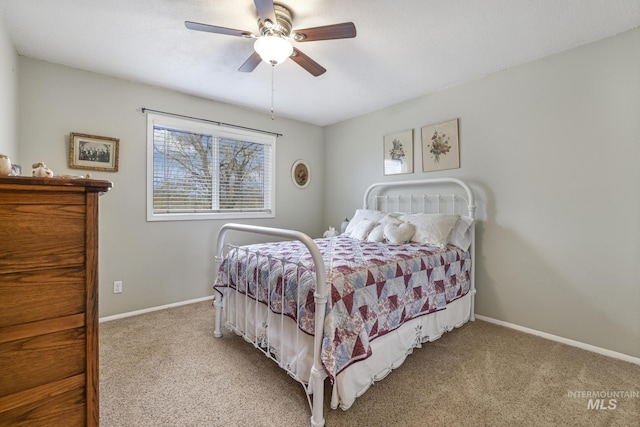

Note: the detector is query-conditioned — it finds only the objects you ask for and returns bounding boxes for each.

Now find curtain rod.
[140,107,283,137]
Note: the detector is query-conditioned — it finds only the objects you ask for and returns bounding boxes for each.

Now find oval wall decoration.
[292,160,310,189]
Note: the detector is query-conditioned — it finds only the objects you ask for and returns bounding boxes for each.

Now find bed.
[213,178,476,427]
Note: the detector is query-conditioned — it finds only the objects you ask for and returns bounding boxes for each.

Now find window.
[146,113,275,221]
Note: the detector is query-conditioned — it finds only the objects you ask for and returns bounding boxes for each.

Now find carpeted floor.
[99,301,640,426]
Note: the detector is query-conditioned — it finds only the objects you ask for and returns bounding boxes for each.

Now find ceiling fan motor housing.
[258,4,293,37]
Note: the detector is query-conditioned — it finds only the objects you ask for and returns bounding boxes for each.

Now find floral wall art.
[421,119,460,172]
[292,159,310,188]
[383,129,413,175]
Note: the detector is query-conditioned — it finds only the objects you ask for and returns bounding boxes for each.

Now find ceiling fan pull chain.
[270,64,275,120]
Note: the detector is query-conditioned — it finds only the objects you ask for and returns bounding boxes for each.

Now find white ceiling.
[1,0,639,126]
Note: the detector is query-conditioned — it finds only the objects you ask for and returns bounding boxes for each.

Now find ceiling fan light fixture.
[254,36,293,65]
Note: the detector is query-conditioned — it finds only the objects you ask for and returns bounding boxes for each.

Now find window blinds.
[151,124,273,216]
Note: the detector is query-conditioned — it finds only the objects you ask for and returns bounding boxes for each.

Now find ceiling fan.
[185,0,356,76]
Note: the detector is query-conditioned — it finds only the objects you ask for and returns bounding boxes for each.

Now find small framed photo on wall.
[69,132,119,172]
[383,129,413,175]
[421,119,460,172]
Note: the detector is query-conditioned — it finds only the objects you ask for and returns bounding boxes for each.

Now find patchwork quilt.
[214,234,471,380]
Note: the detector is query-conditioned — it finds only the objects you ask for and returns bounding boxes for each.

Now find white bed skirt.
[332,293,471,409]
[222,291,471,411]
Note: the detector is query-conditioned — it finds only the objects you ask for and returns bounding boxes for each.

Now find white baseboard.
[99,295,214,323]
[475,314,640,366]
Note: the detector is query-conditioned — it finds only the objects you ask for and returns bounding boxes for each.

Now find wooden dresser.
[0,176,112,426]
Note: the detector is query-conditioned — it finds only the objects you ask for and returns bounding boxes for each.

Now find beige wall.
[18,57,325,316]
[324,28,640,358]
[0,19,18,159]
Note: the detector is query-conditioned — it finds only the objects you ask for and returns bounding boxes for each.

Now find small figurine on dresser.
[0,154,11,176]
[32,162,54,177]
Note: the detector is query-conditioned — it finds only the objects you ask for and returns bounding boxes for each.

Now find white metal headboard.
[363,177,477,325]
[363,178,476,219]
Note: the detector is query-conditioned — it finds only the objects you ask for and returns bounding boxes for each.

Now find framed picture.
[292,160,310,188]
[421,119,460,172]
[10,163,22,176]
[69,132,119,172]
[383,129,413,175]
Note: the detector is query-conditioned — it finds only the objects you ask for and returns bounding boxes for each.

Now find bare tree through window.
[151,125,270,215]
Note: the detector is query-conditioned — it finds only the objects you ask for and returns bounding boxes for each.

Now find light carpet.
[100,301,640,426]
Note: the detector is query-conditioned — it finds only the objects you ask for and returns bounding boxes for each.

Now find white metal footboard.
[214,178,477,426]
[214,224,328,427]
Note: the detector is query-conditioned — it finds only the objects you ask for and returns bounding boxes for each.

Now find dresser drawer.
[0,327,86,397]
[0,267,85,328]
[0,385,85,426]
[0,202,85,274]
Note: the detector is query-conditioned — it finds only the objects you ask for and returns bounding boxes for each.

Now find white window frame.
[146,113,276,221]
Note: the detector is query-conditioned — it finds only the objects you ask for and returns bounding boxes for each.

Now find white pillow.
[380,213,402,225]
[367,224,386,242]
[344,209,387,236]
[398,213,460,247]
[367,214,402,242]
[384,222,416,244]
[448,216,474,251]
[351,219,376,240]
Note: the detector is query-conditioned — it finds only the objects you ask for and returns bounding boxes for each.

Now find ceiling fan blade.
[254,0,277,26]
[185,21,254,38]
[239,51,262,72]
[290,48,326,77]
[293,22,356,42]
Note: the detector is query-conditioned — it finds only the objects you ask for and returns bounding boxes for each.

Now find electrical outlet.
[113,280,123,294]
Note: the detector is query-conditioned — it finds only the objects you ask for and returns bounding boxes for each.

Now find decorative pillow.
[344,209,387,236]
[384,222,416,244]
[366,214,402,242]
[351,219,376,240]
[447,216,474,251]
[398,213,460,247]
[367,224,386,242]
